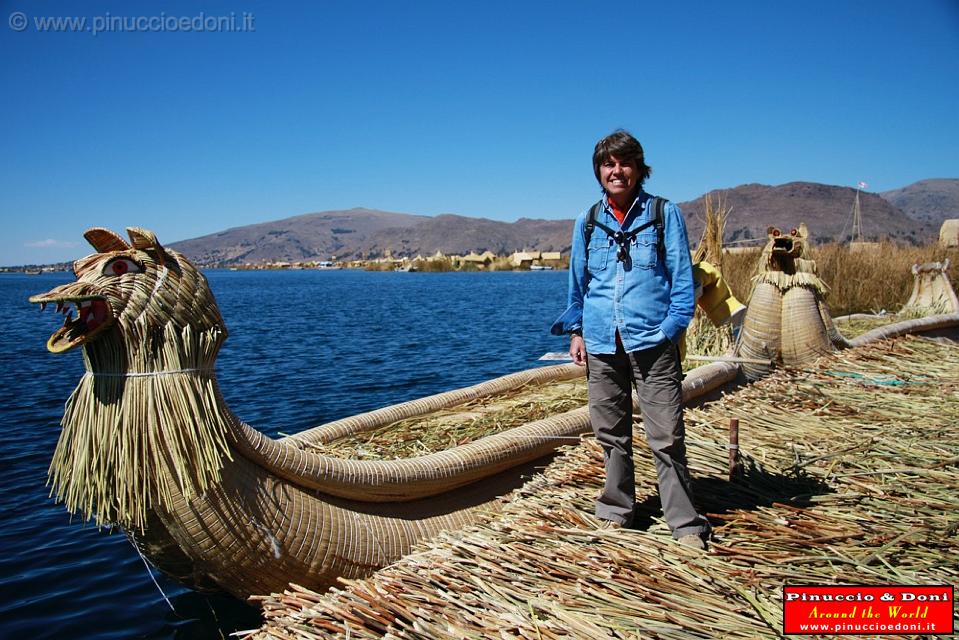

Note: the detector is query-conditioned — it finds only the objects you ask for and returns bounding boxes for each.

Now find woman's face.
[599,155,640,202]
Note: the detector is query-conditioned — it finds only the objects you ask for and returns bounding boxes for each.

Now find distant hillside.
[169,208,572,265]
[879,179,959,232]
[168,180,945,266]
[678,182,924,246]
[170,208,430,264]
[363,215,572,257]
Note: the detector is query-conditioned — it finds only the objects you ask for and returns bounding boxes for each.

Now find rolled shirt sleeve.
[550,210,588,335]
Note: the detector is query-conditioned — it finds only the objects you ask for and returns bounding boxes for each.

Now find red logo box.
[783,585,954,635]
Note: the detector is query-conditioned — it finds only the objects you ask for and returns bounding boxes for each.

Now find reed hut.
[940,219,959,248]
[540,251,562,266]
[901,260,959,315]
[510,250,541,268]
[848,241,880,252]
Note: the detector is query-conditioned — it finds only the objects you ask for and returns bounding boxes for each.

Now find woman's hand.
[569,334,587,366]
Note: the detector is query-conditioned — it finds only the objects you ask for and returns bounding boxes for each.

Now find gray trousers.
[586,340,710,538]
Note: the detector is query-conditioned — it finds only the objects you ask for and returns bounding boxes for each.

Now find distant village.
[0,250,569,273]
[227,249,569,272]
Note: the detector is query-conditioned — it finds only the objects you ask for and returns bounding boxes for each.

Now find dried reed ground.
[249,336,959,639]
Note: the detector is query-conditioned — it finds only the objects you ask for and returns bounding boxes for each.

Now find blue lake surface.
[0,268,572,638]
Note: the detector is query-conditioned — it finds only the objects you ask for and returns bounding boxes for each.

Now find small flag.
[857,181,868,190]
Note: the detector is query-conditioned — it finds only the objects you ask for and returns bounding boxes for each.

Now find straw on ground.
[248,336,959,639]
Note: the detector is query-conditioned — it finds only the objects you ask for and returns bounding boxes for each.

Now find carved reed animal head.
[30,227,225,354]
[761,224,809,274]
[30,228,232,530]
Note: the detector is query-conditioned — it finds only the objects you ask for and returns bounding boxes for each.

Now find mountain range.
[168,179,959,265]
[879,178,959,235]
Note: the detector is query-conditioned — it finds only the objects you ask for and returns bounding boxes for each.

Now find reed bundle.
[681,310,735,367]
[248,336,959,639]
[692,192,730,269]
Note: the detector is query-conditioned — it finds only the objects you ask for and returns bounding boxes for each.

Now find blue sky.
[2,0,957,265]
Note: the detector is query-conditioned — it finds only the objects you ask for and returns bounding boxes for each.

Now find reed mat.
[304,379,588,459]
[248,336,958,639]
[833,315,895,338]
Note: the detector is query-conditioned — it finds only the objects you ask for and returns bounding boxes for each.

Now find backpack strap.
[651,196,666,261]
[584,200,604,265]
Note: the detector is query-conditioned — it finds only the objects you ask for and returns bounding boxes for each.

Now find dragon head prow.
[30,227,226,356]
[30,227,233,531]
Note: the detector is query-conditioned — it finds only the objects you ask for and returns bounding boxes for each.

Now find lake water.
[0,268,572,639]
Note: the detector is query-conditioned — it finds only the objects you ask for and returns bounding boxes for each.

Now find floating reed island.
[27,224,959,623]
[248,336,959,639]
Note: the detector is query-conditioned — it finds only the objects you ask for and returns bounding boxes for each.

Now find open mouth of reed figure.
[29,289,114,353]
[764,226,806,270]
[771,236,795,253]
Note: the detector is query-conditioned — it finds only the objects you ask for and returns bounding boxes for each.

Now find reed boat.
[30,226,959,602]
[29,227,740,600]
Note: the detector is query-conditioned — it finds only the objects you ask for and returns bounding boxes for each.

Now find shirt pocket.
[631,231,658,269]
[587,236,611,273]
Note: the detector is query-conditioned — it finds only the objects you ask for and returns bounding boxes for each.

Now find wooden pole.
[728,418,742,481]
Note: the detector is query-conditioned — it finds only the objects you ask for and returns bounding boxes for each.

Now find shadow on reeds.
[630,458,831,531]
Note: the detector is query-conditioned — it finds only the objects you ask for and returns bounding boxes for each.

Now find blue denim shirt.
[551,191,695,354]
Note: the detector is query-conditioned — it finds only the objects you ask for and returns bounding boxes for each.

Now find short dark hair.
[592,129,652,186]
